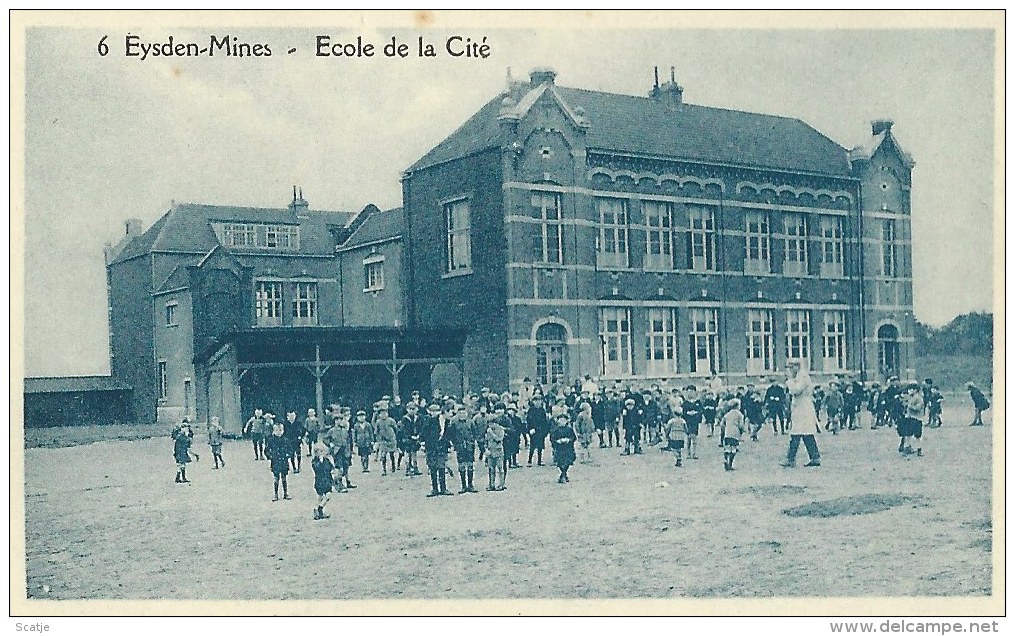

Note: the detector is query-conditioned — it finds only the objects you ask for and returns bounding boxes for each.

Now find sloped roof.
[338,207,403,251]
[110,202,359,265]
[25,376,132,394]
[407,83,851,177]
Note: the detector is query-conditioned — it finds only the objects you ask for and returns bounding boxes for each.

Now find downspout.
[856,180,867,382]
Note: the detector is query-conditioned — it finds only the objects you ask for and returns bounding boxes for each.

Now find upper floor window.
[596,197,629,268]
[443,199,472,273]
[644,200,675,270]
[818,216,844,277]
[222,223,256,248]
[687,206,716,272]
[744,211,771,274]
[532,191,563,264]
[255,280,283,326]
[783,213,808,276]
[364,257,385,292]
[291,282,318,326]
[216,223,300,251]
[881,219,897,277]
[165,302,178,327]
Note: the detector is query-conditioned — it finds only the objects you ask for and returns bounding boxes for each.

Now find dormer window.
[214,222,300,251]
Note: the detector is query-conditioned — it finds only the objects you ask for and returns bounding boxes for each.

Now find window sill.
[442,268,474,279]
[363,287,386,293]
[166,323,179,328]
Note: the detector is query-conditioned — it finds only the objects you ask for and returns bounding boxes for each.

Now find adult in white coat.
[781,361,821,467]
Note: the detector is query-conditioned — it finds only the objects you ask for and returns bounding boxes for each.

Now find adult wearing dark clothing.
[420,403,454,496]
[283,411,304,473]
[265,424,292,501]
[399,404,423,476]
[503,405,523,469]
[967,383,990,426]
[591,396,608,448]
[765,381,788,434]
[526,396,550,466]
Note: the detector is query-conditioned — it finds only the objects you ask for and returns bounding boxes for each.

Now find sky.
[21,23,996,376]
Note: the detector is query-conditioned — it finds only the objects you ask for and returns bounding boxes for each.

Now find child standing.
[311,443,335,520]
[172,421,197,483]
[485,414,507,491]
[353,410,375,473]
[374,406,399,476]
[574,401,595,464]
[207,416,225,469]
[243,408,267,460]
[681,387,702,460]
[450,403,478,494]
[284,411,304,474]
[664,409,687,467]
[720,398,746,471]
[550,413,577,483]
[266,421,291,501]
[304,408,321,457]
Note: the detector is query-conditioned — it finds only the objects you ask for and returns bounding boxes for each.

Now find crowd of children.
[170,372,990,521]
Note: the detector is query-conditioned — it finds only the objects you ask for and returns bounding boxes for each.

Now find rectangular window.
[443,199,472,273]
[785,309,811,364]
[255,280,283,326]
[364,259,385,292]
[745,211,771,274]
[600,307,632,377]
[264,225,299,250]
[688,307,719,375]
[596,197,629,268]
[687,206,716,271]
[881,219,897,277]
[532,191,563,264]
[746,309,776,375]
[783,213,808,276]
[822,311,847,372]
[165,303,178,327]
[222,223,256,248]
[644,307,677,376]
[291,282,318,326]
[157,361,168,400]
[819,216,844,277]
[644,200,674,270]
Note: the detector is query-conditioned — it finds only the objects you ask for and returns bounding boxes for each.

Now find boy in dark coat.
[503,404,523,469]
[450,403,478,494]
[765,380,788,435]
[172,421,196,483]
[620,398,643,455]
[550,413,577,483]
[399,402,423,476]
[420,402,453,497]
[526,394,550,466]
[681,387,703,459]
[967,382,990,426]
[352,410,375,473]
[266,421,292,501]
[311,443,335,520]
[284,411,304,473]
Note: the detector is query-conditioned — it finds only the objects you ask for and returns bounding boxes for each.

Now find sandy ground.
[23,406,993,600]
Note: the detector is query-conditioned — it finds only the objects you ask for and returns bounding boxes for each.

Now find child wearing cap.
[284,411,304,474]
[551,413,577,483]
[399,402,423,477]
[526,394,550,466]
[450,403,478,493]
[620,398,643,456]
[172,420,197,483]
[900,383,925,456]
[471,403,490,462]
[503,404,523,469]
[353,410,375,473]
[243,408,267,461]
[681,387,702,460]
[304,408,321,458]
[323,414,356,492]
[720,398,746,471]
[266,421,292,501]
[374,406,399,476]
[207,416,225,469]
[485,409,507,491]
[311,443,335,520]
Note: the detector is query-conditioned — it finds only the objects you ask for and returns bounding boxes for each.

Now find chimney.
[649,65,683,107]
[125,218,142,238]
[529,67,557,86]
[871,119,894,136]
[288,186,310,218]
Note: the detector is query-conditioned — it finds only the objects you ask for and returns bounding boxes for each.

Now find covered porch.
[194,327,468,435]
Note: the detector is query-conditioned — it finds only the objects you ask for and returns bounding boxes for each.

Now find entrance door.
[877,324,900,379]
[535,323,568,386]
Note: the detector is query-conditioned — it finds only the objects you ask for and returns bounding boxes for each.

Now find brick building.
[401,68,915,392]
[104,194,465,433]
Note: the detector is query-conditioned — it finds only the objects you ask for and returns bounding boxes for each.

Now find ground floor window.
[600,307,632,377]
[535,322,568,386]
[645,307,677,376]
[746,309,776,375]
[688,307,719,375]
[786,309,811,365]
[822,311,847,372]
[158,360,168,400]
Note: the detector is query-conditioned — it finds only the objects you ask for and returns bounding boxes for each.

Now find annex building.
[401,68,916,392]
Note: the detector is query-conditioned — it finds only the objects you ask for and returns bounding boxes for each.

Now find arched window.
[535,323,568,386]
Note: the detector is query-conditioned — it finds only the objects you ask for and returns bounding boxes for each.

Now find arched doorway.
[535,322,568,386]
[877,323,900,379]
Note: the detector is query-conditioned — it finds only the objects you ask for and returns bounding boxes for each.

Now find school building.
[104,66,916,429]
[401,67,916,392]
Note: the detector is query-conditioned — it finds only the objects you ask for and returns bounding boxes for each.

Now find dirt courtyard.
[23,406,993,600]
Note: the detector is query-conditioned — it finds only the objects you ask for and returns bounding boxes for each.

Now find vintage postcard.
[10,10,1004,618]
